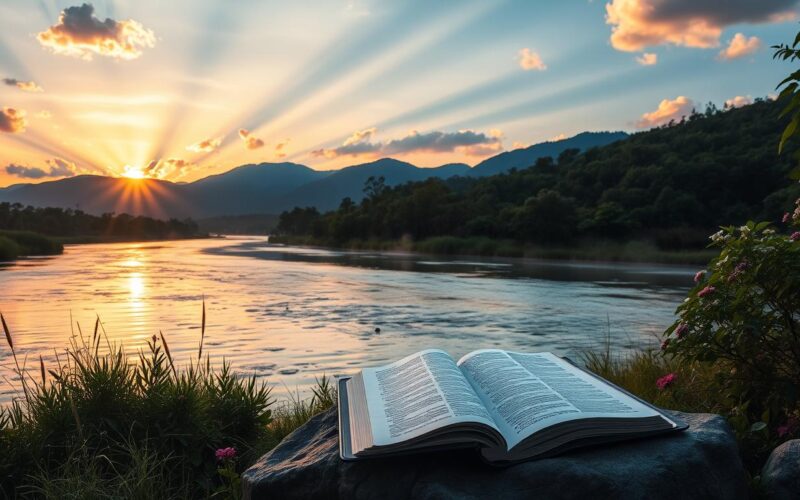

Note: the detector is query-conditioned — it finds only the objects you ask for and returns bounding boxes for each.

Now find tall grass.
[0,309,335,499]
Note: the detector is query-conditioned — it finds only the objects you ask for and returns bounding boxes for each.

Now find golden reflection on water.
[0,237,687,405]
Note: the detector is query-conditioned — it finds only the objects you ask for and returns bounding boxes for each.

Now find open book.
[338,349,686,464]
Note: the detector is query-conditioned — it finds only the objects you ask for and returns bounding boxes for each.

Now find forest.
[275,97,800,254]
[0,203,201,240]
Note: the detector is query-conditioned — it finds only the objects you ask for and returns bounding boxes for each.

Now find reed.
[0,305,335,499]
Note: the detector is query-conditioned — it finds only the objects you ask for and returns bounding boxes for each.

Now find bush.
[662,207,800,465]
[0,236,20,261]
[0,230,62,258]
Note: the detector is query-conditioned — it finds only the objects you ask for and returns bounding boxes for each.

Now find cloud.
[725,95,753,108]
[36,110,53,119]
[605,0,798,52]
[37,3,155,60]
[312,128,504,158]
[3,78,43,92]
[512,141,529,149]
[0,107,27,133]
[518,48,547,71]
[550,133,568,141]
[718,33,762,60]
[186,137,221,153]
[4,158,77,179]
[635,52,658,65]
[238,129,265,150]
[143,158,190,179]
[274,139,290,158]
[637,96,694,128]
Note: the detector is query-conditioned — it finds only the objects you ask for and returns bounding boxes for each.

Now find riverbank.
[268,235,718,265]
[0,230,63,261]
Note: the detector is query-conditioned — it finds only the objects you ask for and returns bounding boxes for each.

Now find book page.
[361,349,498,447]
[458,350,660,449]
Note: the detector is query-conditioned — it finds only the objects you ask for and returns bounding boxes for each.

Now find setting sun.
[122,166,146,179]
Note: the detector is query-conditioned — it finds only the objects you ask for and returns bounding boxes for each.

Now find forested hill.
[276,97,800,250]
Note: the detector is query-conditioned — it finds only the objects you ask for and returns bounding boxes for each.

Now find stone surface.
[761,439,800,500]
[243,408,748,500]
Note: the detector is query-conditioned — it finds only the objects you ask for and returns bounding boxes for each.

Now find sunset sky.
[1,0,799,187]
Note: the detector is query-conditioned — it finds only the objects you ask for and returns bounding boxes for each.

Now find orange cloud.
[0,107,27,133]
[143,158,190,179]
[37,3,155,61]
[636,96,694,128]
[3,78,43,92]
[724,95,753,108]
[635,52,658,65]
[186,137,222,153]
[718,33,762,60]
[274,139,290,158]
[518,48,547,71]
[238,129,265,150]
[605,0,797,52]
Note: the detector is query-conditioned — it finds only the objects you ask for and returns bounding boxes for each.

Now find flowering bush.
[663,204,800,437]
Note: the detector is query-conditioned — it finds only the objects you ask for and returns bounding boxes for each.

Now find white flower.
[710,230,725,243]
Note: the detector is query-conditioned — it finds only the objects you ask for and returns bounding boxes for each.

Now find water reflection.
[0,237,693,403]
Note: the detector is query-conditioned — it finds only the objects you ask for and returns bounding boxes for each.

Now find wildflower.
[215,447,237,461]
[783,212,791,223]
[777,417,798,438]
[791,231,800,242]
[674,323,688,338]
[739,225,750,237]
[697,285,716,298]
[656,373,677,390]
[660,338,669,351]
[710,230,725,243]
[693,270,705,283]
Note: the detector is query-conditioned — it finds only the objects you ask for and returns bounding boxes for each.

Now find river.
[0,236,695,403]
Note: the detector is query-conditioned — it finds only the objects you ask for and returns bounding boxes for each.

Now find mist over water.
[0,237,693,403]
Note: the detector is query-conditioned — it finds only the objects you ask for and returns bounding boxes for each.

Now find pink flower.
[777,417,798,438]
[791,232,800,242]
[783,212,791,223]
[693,270,706,283]
[656,373,677,390]
[674,323,688,338]
[660,339,670,351]
[215,447,237,461]
[697,285,716,298]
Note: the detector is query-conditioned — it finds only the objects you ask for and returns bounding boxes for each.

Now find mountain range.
[0,131,627,218]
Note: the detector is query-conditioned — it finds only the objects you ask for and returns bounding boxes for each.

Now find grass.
[270,235,718,265]
[0,230,63,261]
[0,308,335,499]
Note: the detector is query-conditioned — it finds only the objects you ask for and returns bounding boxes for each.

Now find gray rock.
[761,439,800,499]
[243,408,748,500]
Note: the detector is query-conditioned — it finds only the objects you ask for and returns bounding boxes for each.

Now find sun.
[122,165,146,179]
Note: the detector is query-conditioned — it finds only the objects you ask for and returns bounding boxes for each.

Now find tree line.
[0,203,201,240]
[277,97,800,250]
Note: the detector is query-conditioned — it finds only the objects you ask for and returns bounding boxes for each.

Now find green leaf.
[779,115,799,153]
[750,421,767,432]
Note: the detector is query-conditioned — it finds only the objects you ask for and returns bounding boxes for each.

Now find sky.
[0,0,799,187]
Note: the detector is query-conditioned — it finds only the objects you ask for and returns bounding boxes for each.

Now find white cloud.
[636,96,694,128]
[518,48,547,71]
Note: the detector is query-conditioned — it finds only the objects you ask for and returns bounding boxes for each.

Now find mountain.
[0,132,633,218]
[470,131,628,177]
[182,162,328,216]
[281,158,471,211]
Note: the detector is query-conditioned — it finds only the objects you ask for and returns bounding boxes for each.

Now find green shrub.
[0,230,62,258]
[0,236,20,260]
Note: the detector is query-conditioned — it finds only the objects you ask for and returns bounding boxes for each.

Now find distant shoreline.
[57,234,214,245]
[268,235,717,266]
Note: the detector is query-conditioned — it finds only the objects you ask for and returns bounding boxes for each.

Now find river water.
[0,237,695,402]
